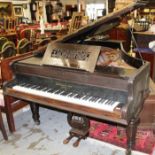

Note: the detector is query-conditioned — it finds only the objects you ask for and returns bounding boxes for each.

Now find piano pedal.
[63,113,90,147]
[73,137,82,147]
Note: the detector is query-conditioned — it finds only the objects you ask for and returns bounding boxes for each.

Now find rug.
[89,120,155,154]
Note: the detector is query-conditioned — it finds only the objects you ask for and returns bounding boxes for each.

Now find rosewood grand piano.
[4,1,151,154]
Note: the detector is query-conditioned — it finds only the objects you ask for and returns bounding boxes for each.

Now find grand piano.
[4,1,151,155]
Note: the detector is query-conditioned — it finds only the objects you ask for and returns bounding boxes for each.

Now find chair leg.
[0,108,8,140]
[4,95,15,132]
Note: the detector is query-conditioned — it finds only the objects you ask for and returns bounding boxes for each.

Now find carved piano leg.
[63,113,90,147]
[126,118,139,155]
[30,103,40,125]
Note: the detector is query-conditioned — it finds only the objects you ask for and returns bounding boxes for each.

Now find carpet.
[89,120,155,155]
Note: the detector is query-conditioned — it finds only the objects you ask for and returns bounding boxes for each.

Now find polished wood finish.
[139,94,155,133]
[0,108,8,140]
[1,53,31,132]
[1,46,47,132]
[3,2,151,155]
[134,49,155,82]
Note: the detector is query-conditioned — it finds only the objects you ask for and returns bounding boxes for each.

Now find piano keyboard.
[12,83,121,112]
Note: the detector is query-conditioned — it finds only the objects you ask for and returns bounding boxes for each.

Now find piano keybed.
[10,77,127,112]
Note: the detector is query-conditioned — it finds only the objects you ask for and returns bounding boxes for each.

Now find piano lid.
[41,42,101,73]
[57,1,148,44]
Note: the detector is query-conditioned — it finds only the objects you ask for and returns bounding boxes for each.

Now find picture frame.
[13,5,23,17]
[0,2,13,17]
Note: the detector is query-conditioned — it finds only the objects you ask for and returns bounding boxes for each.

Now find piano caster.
[73,137,82,147]
[34,120,40,125]
[63,113,90,147]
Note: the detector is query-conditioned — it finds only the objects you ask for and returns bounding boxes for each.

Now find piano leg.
[126,118,139,155]
[63,113,90,147]
[30,102,40,125]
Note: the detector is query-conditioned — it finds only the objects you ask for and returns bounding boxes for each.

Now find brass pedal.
[73,138,81,147]
[63,135,74,144]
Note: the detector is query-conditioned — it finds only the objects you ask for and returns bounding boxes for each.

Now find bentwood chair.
[0,37,8,52]
[0,41,16,59]
[38,38,51,46]
[17,38,32,54]
[20,28,36,43]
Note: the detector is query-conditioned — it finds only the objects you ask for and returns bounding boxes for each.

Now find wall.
[12,0,32,22]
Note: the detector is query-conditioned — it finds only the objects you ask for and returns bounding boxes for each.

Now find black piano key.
[61,90,71,96]
[76,94,85,99]
[105,100,111,105]
[30,85,38,89]
[110,101,116,105]
[48,88,57,93]
[82,95,91,100]
[20,83,28,87]
[99,99,107,104]
[93,97,100,102]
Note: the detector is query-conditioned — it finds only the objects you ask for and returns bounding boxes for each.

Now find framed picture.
[13,5,23,17]
[0,2,13,17]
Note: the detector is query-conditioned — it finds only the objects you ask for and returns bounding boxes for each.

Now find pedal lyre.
[63,113,90,147]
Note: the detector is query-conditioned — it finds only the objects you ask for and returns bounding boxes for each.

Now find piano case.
[139,79,155,131]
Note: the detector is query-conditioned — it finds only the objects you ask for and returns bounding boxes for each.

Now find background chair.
[1,41,15,51]
[68,12,84,33]
[20,28,36,43]
[0,37,8,52]
[38,38,51,46]
[17,38,32,54]
[0,41,16,59]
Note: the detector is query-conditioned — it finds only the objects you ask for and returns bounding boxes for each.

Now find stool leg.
[0,109,8,140]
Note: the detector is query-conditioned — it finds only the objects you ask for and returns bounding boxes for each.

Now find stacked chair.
[38,38,51,46]
[0,37,8,52]
[0,37,32,139]
[0,41,16,59]
[17,38,32,54]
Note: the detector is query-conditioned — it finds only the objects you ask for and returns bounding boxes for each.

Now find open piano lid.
[42,42,101,73]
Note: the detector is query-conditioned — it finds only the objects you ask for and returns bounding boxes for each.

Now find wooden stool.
[0,108,8,140]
